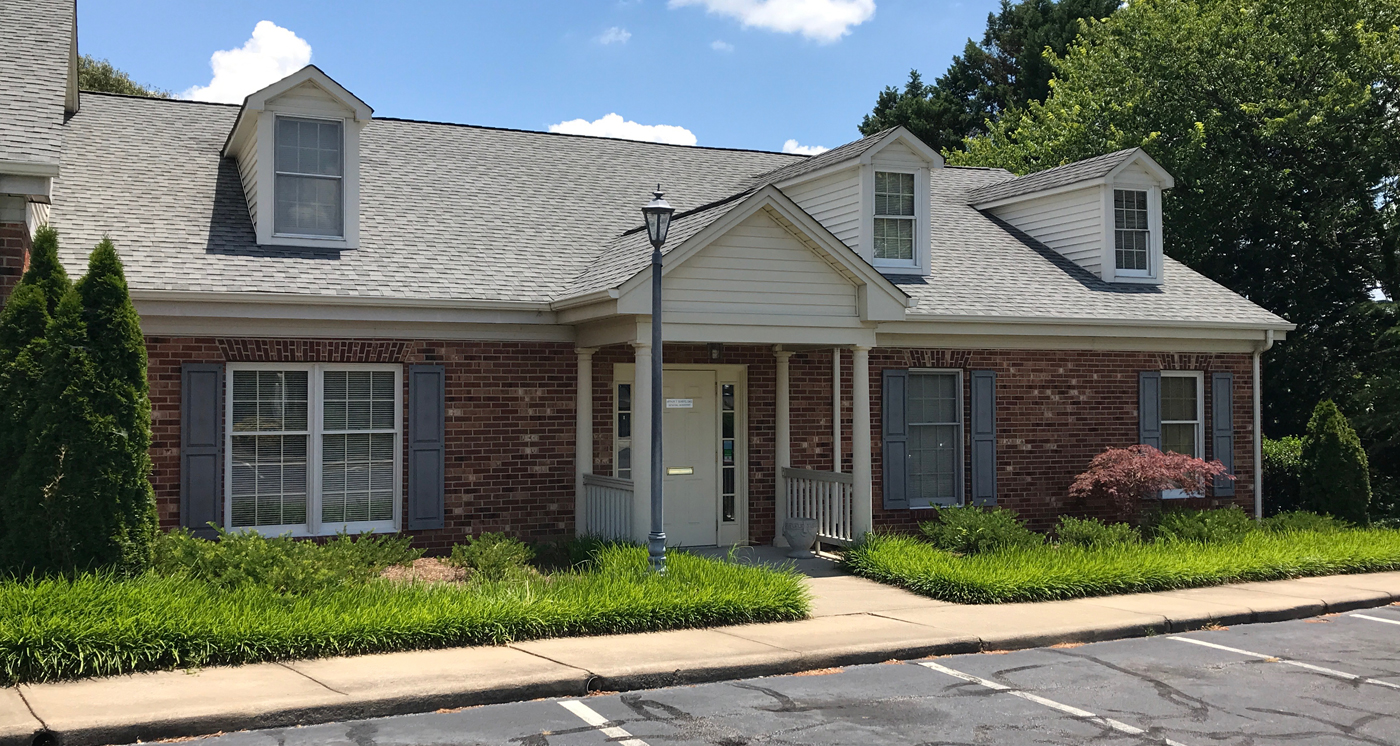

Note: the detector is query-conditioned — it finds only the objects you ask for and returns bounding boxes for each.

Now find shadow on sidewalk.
[687,544,850,578]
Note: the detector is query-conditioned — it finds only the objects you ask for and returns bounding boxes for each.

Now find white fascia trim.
[549,288,619,311]
[970,177,1110,211]
[888,314,1295,334]
[129,289,554,312]
[1107,149,1175,189]
[773,160,860,191]
[0,160,60,178]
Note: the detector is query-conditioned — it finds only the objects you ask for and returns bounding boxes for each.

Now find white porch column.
[852,345,873,539]
[575,347,595,537]
[833,348,842,473]
[773,347,793,546]
[631,341,653,543]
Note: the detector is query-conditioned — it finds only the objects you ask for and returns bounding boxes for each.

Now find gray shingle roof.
[51,94,800,302]
[743,128,894,188]
[47,95,1287,329]
[964,148,1140,206]
[0,0,71,168]
[910,167,1289,328]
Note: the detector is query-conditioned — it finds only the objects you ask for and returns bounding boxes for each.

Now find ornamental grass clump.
[0,545,809,684]
[1069,444,1232,520]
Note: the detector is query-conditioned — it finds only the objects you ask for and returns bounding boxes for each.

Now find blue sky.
[77,0,999,154]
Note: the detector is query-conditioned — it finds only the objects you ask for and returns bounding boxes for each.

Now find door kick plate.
[666,466,694,476]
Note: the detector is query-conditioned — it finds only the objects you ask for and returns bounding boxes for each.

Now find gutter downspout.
[1253,329,1276,520]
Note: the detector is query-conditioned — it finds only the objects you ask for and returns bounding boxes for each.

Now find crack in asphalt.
[1050,648,1215,722]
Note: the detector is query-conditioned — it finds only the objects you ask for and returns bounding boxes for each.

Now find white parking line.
[558,699,650,746]
[1169,636,1400,691]
[916,660,1190,746]
[1352,613,1400,627]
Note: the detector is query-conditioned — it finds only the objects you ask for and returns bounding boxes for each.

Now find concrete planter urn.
[783,517,819,559]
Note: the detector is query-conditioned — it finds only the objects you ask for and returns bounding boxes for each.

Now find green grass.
[846,528,1400,605]
[0,546,808,684]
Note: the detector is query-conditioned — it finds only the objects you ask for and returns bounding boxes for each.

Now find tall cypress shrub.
[1300,400,1372,524]
[74,239,157,573]
[0,227,70,574]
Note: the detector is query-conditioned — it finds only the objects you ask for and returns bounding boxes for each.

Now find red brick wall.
[146,336,1256,548]
[147,337,579,553]
[0,221,32,307]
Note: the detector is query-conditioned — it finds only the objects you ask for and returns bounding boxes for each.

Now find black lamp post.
[641,186,674,574]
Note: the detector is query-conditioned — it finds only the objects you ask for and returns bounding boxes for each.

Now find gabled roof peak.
[965,147,1174,207]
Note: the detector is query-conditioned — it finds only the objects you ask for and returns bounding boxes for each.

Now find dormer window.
[1114,189,1149,275]
[874,171,916,264]
[275,117,344,238]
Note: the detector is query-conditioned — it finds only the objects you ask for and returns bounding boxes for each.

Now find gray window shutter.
[970,370,997,507]
[1139,371,1162,449]
[1212,372,1235,496]
[180,363,223,538]
[408,364,446,530]
[881,369,910,510]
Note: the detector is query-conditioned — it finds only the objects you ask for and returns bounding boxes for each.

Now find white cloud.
[181,21,311,103]
[669,0,876,42]
[597,26,632,44]
[549,113,698,146]
[782,139,828,155]
[711,39,735,52]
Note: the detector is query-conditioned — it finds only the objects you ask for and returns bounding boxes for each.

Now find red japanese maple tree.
[1069,445,1233,519]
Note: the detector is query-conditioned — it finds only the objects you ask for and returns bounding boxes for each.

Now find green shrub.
[1261,510,1349,533]
[1301,400,1371,524]
[1055,516,1140,547]
[450,532,535,581]
[529,536,629,572]
[1151,506,1258,543]
[153,529,419,594]
[846,527,1400,604]
[0,545,808,684]
[920,506,1043,555]
[1262,436,1305,514]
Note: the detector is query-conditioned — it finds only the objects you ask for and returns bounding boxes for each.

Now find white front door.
[661,369,718,546]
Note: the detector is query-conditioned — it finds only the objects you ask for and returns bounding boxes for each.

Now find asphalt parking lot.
[183,604,1400,746]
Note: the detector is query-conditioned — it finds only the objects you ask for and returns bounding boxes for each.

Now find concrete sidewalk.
[5,568,1399,746]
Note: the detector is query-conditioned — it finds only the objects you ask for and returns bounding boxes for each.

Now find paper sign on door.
[665,398,694,408]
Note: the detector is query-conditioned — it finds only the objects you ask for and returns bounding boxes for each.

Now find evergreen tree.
[859,0,1119,152]
[1300,400,1372,524]
[0,226,70,574]
[75,239,157,573]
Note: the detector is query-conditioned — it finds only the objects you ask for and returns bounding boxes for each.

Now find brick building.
[1,1,1292,549]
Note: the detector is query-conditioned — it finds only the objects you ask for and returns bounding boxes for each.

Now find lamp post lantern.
[641,186,674,574]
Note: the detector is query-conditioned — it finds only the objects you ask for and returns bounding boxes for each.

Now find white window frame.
[272,115,345,240]
[225,362,402,536]
[1160,370,1204,500]
[869,168,923,270]
[907,368,964,509]
[1112,188,1152,277]
[1102,181,1163,284]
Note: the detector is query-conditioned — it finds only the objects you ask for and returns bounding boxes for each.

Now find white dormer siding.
[986,186,1105,277]
[222,67,372,250]
[967,148,1174,285]
[777,128,941,278]
[781,167,862,250]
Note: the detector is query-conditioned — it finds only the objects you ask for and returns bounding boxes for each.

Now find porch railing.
[783,467,856,546]
[582,473,633,541]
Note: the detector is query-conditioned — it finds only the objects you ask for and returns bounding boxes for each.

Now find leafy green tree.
[859,0,1118,152]
[1351,301,1400,522]
[77,54,169,98]
[950,0,1400,436]
[1300,400,1371,524]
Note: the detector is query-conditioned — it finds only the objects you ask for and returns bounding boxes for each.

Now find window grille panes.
[721,383,736,522]
[1114,189,1149,271]
[1161,375,1200,458]
[274,117,344,237]
[616,383,632,480]
[321,370,397,524]
[230,370,309,527]
[908,372,960,505]
[874,171,916,261]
